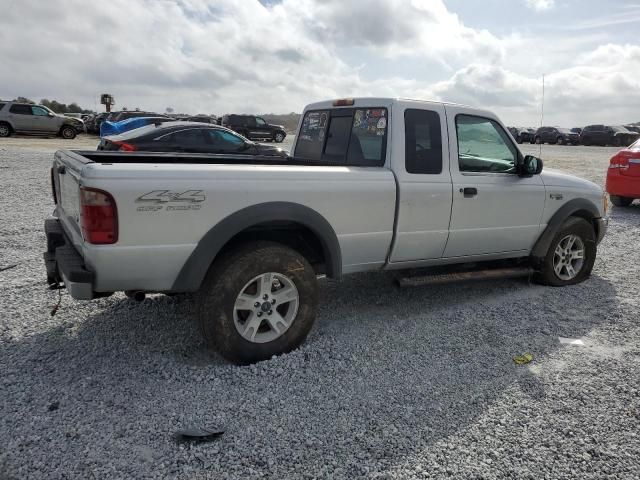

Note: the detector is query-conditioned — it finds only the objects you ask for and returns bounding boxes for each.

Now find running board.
[397,267,534,288]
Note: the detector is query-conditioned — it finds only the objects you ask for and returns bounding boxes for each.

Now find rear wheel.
[60,126,76,139]
[610,195,634,207]
[556,136,564,145]
[0,122,11,137]
[197,241,318,364]
[534,217,596,286]
[274,132,285,143]
[535,136,542,144]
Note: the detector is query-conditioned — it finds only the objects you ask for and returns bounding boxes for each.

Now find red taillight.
[609,151,632,169]
[50,167,58,204]
[80,187,118,244]
[332,98,355,106]
[111,140,137,151]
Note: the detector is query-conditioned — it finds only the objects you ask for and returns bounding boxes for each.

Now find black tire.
[534,217,596,287]
[610,195,634,207]
[516,136,523,144]
[60,126,76,139]
[535,136,542,144]
[197,241,318,364]
[556,136,564,145]
[0,122,11,138]
[273,131,285,143]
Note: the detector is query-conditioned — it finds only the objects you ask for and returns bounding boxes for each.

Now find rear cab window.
[294,107,388,166]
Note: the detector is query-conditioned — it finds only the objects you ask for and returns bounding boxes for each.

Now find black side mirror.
[520,155,543,176]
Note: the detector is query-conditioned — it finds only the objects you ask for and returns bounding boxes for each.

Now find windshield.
[557,128,572,134]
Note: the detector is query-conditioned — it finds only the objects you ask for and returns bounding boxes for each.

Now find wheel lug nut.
[263,294,269,300]
[254,302,260,307]
[257,312,263,317]
[268,310,273,315]
[271,299,276,304]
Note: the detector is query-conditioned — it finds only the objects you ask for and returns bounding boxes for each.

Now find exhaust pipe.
[125,290,146,302]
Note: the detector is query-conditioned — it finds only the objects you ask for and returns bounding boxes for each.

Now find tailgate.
[52,150,91,249]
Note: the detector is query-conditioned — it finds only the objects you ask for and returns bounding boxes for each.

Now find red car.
[606,139,640,207]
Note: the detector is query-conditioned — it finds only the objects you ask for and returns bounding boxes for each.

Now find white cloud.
[0,0,638,127]
[524,0,555,11]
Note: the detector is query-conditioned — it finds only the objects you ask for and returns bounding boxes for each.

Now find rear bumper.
[606,170,640,198]
[44,218,96,300]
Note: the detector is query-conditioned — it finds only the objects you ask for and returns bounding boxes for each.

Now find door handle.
[460,187,477,196]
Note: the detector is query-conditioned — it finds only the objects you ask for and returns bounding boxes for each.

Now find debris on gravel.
[1,142,639,479]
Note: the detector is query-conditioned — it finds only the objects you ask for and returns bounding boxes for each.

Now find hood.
[254,143,287,157]
[540,168,602,193]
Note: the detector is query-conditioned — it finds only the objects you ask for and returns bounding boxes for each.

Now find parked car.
[98,121,287,157]
[111,111,166,123]
[221,114,287,143]
[183,115,217,124]
[0,101,83,138]
[580,125,640,147]
[624,125,640,134]
[99,116,176,137]
[606,139,640,207]
[571,127,582,135]
[45,97,607,364]
[533,127,579,145]
[508,127,536,144]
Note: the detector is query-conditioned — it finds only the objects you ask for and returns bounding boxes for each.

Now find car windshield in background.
[612,126,631,133]
[294,108,388,166]
[557,128,572,133]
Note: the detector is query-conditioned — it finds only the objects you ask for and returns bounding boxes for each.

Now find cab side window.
[456,115,517,173]
[404,109,442,174]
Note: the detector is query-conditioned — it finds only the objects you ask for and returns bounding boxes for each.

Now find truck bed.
[60,150,346,167]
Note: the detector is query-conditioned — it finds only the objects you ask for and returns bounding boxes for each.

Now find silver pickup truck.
[44,98,607,363]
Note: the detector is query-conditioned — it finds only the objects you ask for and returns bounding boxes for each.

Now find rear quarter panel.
[80,163,396,291]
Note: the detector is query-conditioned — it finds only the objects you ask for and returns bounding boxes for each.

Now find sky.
[1,0,640,126]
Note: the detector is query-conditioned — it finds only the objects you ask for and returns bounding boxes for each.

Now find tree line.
[11,97,93,114]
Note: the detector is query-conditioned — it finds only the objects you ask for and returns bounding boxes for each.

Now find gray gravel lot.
[1,137,639,479]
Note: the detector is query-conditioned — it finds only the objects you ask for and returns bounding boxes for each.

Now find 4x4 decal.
[136,190,205,212]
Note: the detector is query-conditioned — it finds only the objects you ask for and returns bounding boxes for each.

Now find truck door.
[443,106,546,258]
[389,102,453,262]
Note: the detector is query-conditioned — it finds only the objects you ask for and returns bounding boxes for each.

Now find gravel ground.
[1,138,639,479]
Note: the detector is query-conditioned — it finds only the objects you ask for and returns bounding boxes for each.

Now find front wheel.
[556,136,564,145]
[610,195,634,207]
[534,217,596,286]
[197,241,318,364]
[60,126,76,139]
[535,136,542,144]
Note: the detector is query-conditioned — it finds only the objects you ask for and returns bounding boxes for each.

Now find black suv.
[580,125,640,147]
[533,127,579,145]
[220,114,286,143]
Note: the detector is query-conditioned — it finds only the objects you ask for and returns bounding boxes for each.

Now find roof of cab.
[303,96,477,112]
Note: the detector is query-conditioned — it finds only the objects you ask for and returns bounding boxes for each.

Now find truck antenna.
[539,74,545,157]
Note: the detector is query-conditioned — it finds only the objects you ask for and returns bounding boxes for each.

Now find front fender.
[531,198,602,260]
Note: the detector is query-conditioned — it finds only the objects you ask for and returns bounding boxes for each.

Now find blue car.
[100,116,175,137]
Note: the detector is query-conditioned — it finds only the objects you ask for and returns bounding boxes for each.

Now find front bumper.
[595,217,608,245]
[44,218,95,300]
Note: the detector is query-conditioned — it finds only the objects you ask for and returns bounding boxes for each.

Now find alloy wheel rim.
[553,234,585,281]
[0,125,8,136]
[233,272,299,344]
